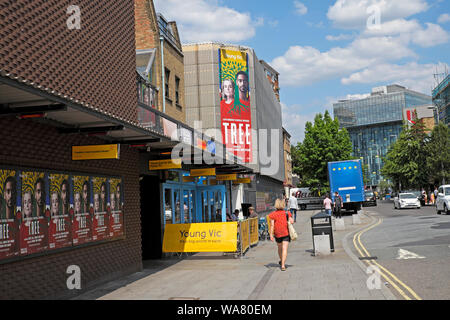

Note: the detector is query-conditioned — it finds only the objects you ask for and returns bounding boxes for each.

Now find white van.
[436,185,450,215]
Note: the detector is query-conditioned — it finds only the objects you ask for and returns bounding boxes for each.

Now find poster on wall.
[0,169,20,259]
[19,171,49,255]
[108,178,123,238]
[91,177,110,241]
[219,48,253,163]
[72,175,93,245]
[48,173,72,250]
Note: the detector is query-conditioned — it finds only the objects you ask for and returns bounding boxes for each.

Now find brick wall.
[0,116,142,299]
[0,0,137,123]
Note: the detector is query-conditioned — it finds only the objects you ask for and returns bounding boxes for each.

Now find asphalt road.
[352,201,450,300]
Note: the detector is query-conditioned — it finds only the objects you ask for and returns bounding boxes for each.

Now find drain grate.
[359,256,378,260]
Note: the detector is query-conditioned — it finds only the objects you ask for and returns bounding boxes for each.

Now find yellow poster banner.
[233,178,251,184]
[149,159,182,170]
[72,144,119,160]
[162,222,238,253]
[182,176,195,183]
[190,168,216,177]
[216,174,237,181]
[240,220,250,253]
[249,217,259,246]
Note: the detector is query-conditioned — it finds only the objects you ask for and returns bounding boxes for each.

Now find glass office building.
[333,85,431,187]
[432,74,450,127]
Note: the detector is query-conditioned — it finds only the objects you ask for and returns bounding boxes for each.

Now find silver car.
[436,185,450,215]
[394,193,421,209]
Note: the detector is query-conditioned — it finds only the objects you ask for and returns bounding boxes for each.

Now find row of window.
[164,67,181,108]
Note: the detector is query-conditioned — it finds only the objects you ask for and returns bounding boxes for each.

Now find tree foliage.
[426,122,450,186]
[292,111,353,194]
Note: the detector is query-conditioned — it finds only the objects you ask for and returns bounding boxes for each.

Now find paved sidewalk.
[74,210,396,300]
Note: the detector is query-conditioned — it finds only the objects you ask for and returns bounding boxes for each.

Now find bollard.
[352,214,361,225]
[313,234,331,255]
[335,218,345,230]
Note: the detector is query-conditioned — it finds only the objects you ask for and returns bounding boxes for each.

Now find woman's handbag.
[286,212,298,241]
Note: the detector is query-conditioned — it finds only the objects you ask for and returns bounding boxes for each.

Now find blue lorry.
[328,160,365,214]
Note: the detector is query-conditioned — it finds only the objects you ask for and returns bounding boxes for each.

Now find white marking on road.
[396,249,425,260]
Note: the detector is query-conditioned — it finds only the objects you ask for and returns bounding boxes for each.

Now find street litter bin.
[311,211,335,255]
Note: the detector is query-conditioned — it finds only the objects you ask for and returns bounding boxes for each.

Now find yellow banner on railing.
[162,222,237,253]
[249,218,259,246]
[240,220,250,253]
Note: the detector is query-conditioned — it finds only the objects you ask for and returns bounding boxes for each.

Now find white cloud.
[341,62,449,94]
[438,13,450,23]
[271,36,415,87]
[326,33,355,41]
[294,1,308,16]
[411,23,450,47]
[153,0,261,43]
[327,0,429,29]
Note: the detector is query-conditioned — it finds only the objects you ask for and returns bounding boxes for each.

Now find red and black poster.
[108,178,123,239]
[19,171,49,255]
[219,48,253,163]
[92,177,110,241]
[72,175,93,245]
[48,173,72,250]
[0,169,20,259]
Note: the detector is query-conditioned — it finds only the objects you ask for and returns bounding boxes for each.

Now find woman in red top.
[269,199,294,271]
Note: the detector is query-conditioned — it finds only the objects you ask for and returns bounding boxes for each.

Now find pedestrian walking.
[288,192,299,223]
[333,191,343,219]
[430,192,435,205]
[248,207,258,218]
[269,198,294,271]
[231,209,239,221]
[323,194,332,216]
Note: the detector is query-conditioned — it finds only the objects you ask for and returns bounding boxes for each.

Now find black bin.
[311,211,335,255]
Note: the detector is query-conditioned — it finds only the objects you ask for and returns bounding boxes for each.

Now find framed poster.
[72,175,93,245]
[19,171,49,255]
[48,173,72,250]
[91,177,110,241]
[0,169,20,259]
[108,178,123,238]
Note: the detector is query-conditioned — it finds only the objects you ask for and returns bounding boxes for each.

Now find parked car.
[394,193,421,209]
[363,190,377,206]
[436,185,450,215]
[404,190,425,206]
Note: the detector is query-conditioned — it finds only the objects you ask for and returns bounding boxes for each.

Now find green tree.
[292,110,353,194]
[426,122,450,186]
[381,116,429,190]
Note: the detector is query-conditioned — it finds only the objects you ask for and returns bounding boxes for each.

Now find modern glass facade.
[432,74,450,127]
[334,87,431,187]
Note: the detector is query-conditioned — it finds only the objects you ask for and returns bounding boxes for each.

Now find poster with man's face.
[219,48,253,163]
[108,178,123,239]
[72,175,93,245]
[0,169,20,259]
[92,177,110,241]
[19,171,49,255]
[48,173,72,250]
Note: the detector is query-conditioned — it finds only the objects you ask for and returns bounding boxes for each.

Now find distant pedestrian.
[434,187,438,199]
[231,209,239,221]
[288,192,299,223]
[430,192,435,205]
[269,199,294,271]
[333,192,343,219]
[248,207,258,218]
[323,194,332,216]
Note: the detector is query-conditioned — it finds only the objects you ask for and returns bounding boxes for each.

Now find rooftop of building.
[432,74,450,98]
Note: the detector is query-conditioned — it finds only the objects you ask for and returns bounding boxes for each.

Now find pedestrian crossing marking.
[396,249,425,260]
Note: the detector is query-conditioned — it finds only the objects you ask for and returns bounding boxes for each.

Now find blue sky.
[154,0,450,144]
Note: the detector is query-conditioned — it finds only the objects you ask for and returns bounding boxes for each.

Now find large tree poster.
[0,169,20,259]
[108,178,123,238]
[219,49,253,163]
[48,173,72,250]
[72,175,93,245]
[92,177,110,241]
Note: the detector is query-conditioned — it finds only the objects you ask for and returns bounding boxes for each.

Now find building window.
[175,76,180,105]
[165,68,170,100]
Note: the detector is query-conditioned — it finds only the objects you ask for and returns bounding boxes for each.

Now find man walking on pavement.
[323,194,332,216]
[333,191,343,219]
[288,192,298,223]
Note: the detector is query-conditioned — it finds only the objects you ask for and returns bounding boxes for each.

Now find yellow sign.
[240,220,250,253]
[149,159,182,170]
[162,222,238,253]
[249,217,259,246]
[233,178,251,184]
[190,168,216,177]
[182,176,195,183]
[209,179,217,185]
[216,174,237,181]
[72,144,119,160]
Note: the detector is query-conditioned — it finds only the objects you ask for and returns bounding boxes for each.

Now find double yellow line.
[353,217,422,300]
